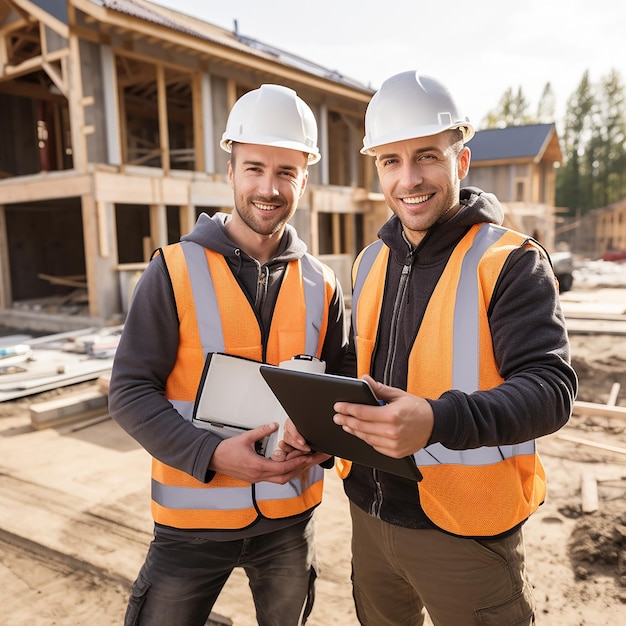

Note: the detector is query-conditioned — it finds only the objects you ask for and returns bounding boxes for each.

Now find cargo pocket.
[124,574,152,626]
[475,584,535,626]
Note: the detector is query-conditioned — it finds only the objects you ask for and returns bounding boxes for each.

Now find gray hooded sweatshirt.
[109,212,348,539]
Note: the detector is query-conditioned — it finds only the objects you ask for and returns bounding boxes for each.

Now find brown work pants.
[350,502,535,625]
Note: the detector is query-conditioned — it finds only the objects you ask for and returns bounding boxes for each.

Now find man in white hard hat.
[109,84,347,625]
[329,71,577,624]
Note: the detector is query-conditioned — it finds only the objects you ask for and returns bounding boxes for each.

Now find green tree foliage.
[482,86,534,128]
[593,70,626,207]
[556,71,595,215]
[536,82,556,123]
[486,70,626,216]
[557,69,626,215]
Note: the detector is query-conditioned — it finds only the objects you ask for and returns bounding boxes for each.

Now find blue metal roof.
[467,123,556,162]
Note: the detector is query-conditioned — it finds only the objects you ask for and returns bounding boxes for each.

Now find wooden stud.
[581,474,599,513]
[96,201,110,258]
[156,64,170,173]
[607,382,621,407]
[557,433,626,455]
[572,400,626,421]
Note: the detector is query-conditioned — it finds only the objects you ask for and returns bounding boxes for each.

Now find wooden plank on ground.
[30,385,108,430]
[573,400,626,421]
[581,474,599,513]
[557,433,626,455]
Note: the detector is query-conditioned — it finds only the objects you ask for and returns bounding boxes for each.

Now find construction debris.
[0,327,121,402]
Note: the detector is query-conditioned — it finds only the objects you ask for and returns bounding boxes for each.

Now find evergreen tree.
[555,71,595,215]
[594,69,626,206]
[483,70,626,218]
[482,86,534,128]
[537,82,556,123]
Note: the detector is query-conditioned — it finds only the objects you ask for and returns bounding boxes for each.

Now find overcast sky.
[155,0,624,129]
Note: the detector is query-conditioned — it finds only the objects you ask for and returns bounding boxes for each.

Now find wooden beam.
[150,203,167,250]
[0,47,68,81]
[37,273,87,288]
[38,19,47,58]
[200,73,214,173]
[80,193,101,318]
[557,433,626,455]
[572,400,626,421]
[191,71,204,172]
[581,474,598,513]
[66,26,88,171]
[42,60,67,97]
[10,0,69,37]
[156,64,169,173]
[332,212,341,254]
[71,0,371,103]
[0,15,30,38]
[0,173,92,203]
[99,45,122,165]
[96,201,110,258]
[0,30,7,70]
[180,204,196,236]
[607,382,621,407]
[0,204,11,308]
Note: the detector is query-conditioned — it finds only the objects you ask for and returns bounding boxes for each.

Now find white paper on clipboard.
[191,352,324,457]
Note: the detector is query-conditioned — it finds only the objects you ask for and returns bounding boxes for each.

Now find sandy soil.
[1,287,625,625]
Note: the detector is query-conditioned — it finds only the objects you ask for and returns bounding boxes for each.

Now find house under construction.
[0,0,389,330]
[0,0,564,333]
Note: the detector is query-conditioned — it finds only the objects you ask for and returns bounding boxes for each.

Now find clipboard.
[192,353,288,456]
[259,365,423,481]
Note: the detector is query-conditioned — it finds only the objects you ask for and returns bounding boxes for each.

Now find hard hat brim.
[220,138,321,164]
[361,122,475,155]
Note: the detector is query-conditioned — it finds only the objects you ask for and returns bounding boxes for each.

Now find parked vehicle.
[602,249,626,262]
[551,251,574,292]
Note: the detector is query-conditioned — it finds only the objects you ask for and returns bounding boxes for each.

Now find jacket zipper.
[370,249,413,518]
[383,256,412,385]
[255,263,269,361]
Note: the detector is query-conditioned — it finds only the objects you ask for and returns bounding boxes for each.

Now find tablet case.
[259,365,423,481]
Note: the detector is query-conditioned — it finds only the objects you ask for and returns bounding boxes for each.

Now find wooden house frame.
[0,0,387,329]
[557,198,626,258]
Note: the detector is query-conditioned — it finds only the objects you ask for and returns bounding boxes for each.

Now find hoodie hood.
[455,186,504,227]
[181,212,307,264]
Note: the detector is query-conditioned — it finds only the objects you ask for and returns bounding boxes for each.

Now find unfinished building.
[0,0,388,330]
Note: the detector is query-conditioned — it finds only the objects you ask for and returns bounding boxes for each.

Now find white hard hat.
[220,84,321,164]
[361,71,474,155]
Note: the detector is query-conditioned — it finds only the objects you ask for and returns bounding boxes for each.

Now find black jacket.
[343,187,578,532]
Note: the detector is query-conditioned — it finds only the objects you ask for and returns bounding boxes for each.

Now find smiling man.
[330,71,578,625]
[108,84,348,626]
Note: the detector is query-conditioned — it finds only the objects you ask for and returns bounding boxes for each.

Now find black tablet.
[259,365,422,481]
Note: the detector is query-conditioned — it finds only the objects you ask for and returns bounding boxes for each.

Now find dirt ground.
[1,287,626,625]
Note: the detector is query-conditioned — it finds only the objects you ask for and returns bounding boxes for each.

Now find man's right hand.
[208,423,327,484]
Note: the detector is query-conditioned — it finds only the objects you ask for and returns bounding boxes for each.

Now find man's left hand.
[333,375,434,458]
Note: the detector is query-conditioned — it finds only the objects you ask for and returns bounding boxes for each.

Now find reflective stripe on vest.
[347,223,546,536]
[151,241,334,530]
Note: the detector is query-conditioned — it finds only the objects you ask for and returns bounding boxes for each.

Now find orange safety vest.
[341,223,547,537]
[152,241,335,530]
